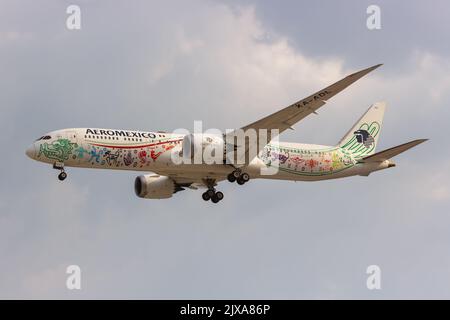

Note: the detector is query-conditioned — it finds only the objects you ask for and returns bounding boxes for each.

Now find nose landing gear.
[53,162,67,181]
[58,171,67,181]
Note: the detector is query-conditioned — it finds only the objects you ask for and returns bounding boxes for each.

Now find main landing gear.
[227,169,250,185]
[202,179,224,203]
[53,162,67,181]
[202,189,224,203]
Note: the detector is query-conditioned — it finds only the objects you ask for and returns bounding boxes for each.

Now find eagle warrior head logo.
[353,129,374,148]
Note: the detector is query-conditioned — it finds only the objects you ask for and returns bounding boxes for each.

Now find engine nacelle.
[181,133,226,164]
[134,174,176,199]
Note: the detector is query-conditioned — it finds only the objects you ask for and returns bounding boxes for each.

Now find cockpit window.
[35,135,51,141]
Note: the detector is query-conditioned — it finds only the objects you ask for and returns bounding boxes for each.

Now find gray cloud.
[0,0,449,299]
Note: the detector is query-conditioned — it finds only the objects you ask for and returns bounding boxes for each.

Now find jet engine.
[181,133,227,164]
[134,174,182,199]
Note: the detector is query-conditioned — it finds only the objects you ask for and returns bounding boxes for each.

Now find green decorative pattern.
[257,122,382,177]
[340,121,380,158]
[38,138,78,162]
[260,144,355,177]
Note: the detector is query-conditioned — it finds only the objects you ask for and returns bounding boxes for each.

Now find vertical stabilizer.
[338,102,386,159]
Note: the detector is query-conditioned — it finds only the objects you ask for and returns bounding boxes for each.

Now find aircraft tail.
[338,102,386,159]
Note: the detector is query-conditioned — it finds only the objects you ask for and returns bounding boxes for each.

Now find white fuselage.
[26,128,390,183]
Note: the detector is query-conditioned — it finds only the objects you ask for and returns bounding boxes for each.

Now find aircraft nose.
[25,144,36,159]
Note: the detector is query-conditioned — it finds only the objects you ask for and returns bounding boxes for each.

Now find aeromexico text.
[86,129,157,139]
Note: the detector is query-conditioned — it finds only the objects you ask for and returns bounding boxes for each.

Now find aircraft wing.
[226,64,382,164]
[359,139,428,163]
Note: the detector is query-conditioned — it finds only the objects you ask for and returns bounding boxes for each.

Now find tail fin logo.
[354,129,374,148]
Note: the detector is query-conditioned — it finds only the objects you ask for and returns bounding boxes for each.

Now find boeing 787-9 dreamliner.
[26,64,427,203]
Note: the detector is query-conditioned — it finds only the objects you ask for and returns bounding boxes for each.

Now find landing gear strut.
[227,169,250,185]
[202,179,224,203]
[53,162,67,181]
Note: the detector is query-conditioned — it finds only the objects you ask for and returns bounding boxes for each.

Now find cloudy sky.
[1,0,449,299]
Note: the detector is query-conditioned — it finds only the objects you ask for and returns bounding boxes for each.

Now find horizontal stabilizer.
[360,139,428,163]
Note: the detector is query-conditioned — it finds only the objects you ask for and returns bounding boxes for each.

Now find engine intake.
[134,175,176,199]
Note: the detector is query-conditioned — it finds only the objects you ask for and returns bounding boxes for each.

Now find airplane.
[25,64,427,203]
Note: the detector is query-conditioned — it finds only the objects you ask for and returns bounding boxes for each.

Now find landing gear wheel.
[202,192,211,201]
[58,171,67,181]
[240,173,250,182]
[229,170,250,185]
[211,195,220,203]
[202,178,223,203]
[227,173,236,183]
